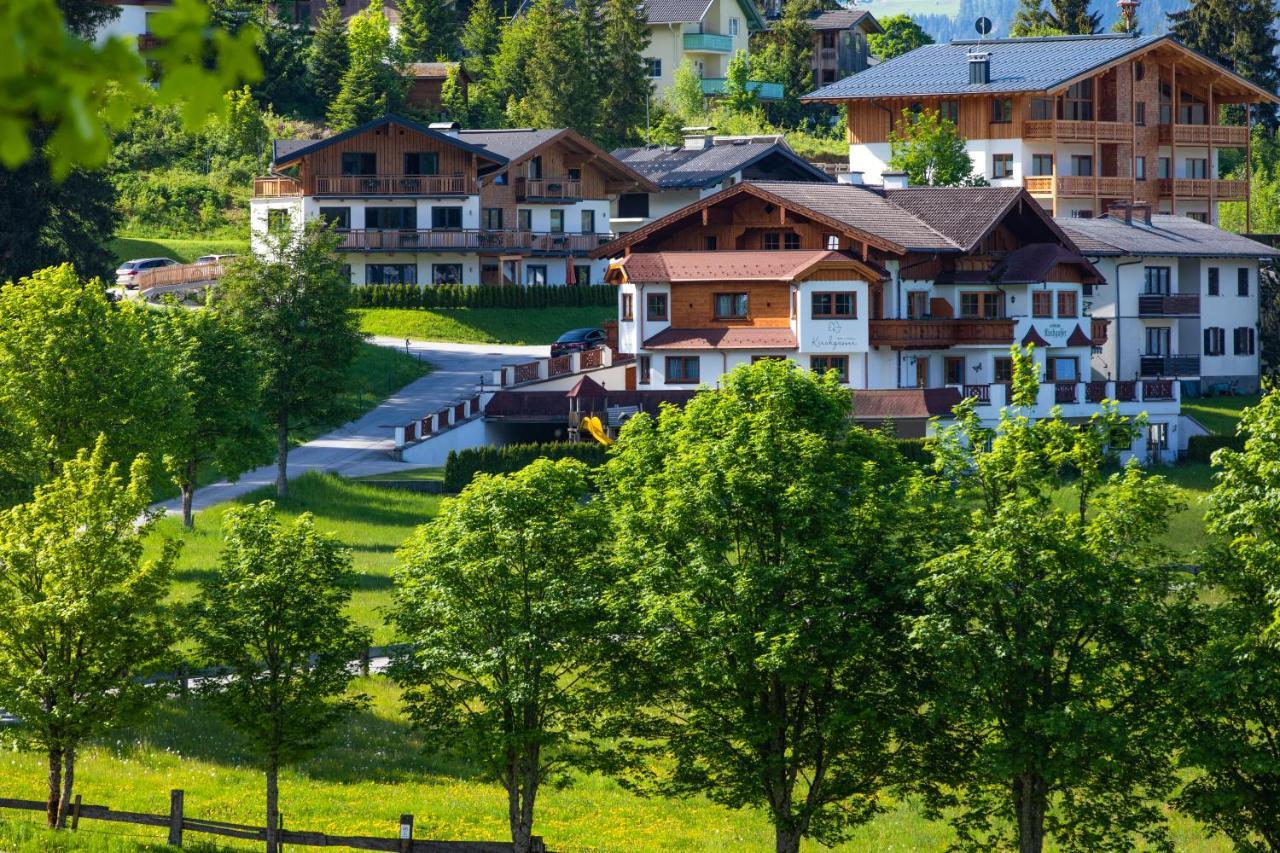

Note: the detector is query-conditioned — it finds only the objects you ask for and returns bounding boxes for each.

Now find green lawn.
[291,341,431,445]
[358,307,615,345]
[1181,393,1260,436]
[109,236,250,266]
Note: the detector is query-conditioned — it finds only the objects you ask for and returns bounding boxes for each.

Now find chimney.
[837,171,864,185]
[968,50,991,85]
[681,126,716,150]
[882,171,909,189]
[429,121,460,137]
[1133,201,1153,224]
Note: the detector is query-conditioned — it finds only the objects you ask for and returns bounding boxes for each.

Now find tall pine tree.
[575,0,609,136]
[461,0,501,81]
[514,0,584,128]
[598,0,651,146]
[399,0,460,62]
[1047,0,1100,34]
[327,8,404,130]
[1009,0,1056,35]
[307,0,349,113]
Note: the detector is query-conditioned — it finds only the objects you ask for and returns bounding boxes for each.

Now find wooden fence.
[0,791,545,852]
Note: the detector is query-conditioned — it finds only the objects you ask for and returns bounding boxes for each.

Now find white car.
[195,254,237,265]
[115,257,178,288]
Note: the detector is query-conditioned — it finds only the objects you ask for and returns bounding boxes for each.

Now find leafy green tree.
[1,0,261,176]
[1220,125,1280,233]
[868,14,933,62]
[1045,0,1100,33]
[400,0,460,61]
[598,0,652,145]
[158,308,272,529]
[911,346,1194,853]
[392,458,611,853]
[1174,389,1280,850]
[0,265,183,504]
[188,502,370,853]
[213,225,362,497]
[307,0,349,112]
[599,360,947,853]
[888,107,978,186]
[327,7,404,130]
[0,441,176,827]
[755,0,817,124]
[207,85,269,166]
[1169,0,1279,122]
[722,49,757,115]
[668,58,706,122]
[439,64,469,123]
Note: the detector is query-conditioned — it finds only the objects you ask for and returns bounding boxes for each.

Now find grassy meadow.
[109,237,250,267]
[1181,393,1259,436]
[357,307,614,345]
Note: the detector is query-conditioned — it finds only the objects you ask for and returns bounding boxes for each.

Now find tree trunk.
[1014,771,1048,853]
[45,747,62,829]
[774,827,803,853]
[275,420,289,498]
[181,458,197,529]
[265,760,279,853]
[56,746,75,829]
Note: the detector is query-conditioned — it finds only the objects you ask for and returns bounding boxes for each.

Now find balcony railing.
[1055,382,1078,404]
[700,78,784,100]
[1085,380,1108,403]
[963,384,992,404]
[1155,178,1248,199]
[868,319,1015,348]
[137,32,162,51]
[1142,379,1176,400]
[1091,318,1110,345]
[683,31,733,52]
[1138,294,1200,316]
[313,174,474,196]
[1023,120,1134,141]
[333,229,612,254]
[978,380,1176,408]
[1023,175,1134,196]
[515,177,582,202]
[1139,355,1200,377]
[1157,124,1249,146]
[254,177,304,197]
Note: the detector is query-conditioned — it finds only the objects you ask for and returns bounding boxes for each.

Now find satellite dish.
[975,15,993,35]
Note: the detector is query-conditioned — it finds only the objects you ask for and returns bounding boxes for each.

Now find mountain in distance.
[847,0,1183,43]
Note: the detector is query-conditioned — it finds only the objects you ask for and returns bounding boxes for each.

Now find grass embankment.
[291,341,431,445]
[1182,393,1260,436]
[358,307,614,346]
[109,237,251,266]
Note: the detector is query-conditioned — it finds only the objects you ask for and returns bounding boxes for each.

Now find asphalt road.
[157,338,546,515]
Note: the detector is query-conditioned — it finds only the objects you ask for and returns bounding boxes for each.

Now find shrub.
[893,437,934,466]
[1185,434,1245,464]
[444,442,609,492]
[354,284,616,310]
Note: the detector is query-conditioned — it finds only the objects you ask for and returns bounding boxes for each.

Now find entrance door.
[915,357,929,388]
[481,263,500,286]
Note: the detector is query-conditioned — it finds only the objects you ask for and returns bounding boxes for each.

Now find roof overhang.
[607,249,887,284]
[271,114,507,171]
[479,129,659,193]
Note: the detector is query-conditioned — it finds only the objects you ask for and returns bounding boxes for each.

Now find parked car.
[195,254,237,264]
[115,257,178,288]
[550,327,607,358]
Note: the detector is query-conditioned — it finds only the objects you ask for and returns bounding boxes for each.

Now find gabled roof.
[612,249,868,282]
[1058,214,1280,258]
[805,8,881,33]
[803,33,1280,103]
[459,128,659,192]
[611,139,833,189]
[645,0,765,29]
[406,62,462,80]
[270,114,506,170]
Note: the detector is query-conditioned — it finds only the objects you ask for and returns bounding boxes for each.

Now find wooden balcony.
[1023,176,1132,197]
[254,177,303,197]
[136,33,162,52]
[516,177,582,202]
[333,229,612,254]
[1091,318,1110,345]
[313,174,474,196]
[1023,120,1134,142]
[869,319,1015,349]
[1138,294,1200,316]
[1139,355,1200,378]
[1155,178,1248,199]
[1157,124,1249,146]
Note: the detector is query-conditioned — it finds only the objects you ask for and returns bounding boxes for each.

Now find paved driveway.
[158,338,547,514]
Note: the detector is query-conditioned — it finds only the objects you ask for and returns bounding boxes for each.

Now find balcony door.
[915,357,929,388]
[906,291,929,319]
[1146,327,1171,356]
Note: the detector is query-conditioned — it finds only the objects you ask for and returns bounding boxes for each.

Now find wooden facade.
[670,282,793,328]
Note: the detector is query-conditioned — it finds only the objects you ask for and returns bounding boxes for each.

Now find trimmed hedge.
[1185,433,1245,464]
[444,442,610,492]
[893,438,935,466]
[354,284,616,310]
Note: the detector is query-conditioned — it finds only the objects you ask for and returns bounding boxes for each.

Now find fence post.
[70,794,82,831]
[168,789,183,847]
[360,647,371,677]
[398,814,414,853]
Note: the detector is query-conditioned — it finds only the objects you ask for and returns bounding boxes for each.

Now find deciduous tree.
[600,359,947,853]
[911,346,1194,853]
[0,441,176,828]
[754,0,818,125]
[722,50,757,115]
[158,308,273,529]
[868,14,933,62]
[392,458,611,853]
[213,225,362,497]
[0,265,183,504]
[188,503,370,853]
[668,58,705,122]
[1174,389,1280,851]
[888,107,978,186]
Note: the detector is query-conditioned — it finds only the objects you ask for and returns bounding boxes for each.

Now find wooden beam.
[1172,62,1178,216]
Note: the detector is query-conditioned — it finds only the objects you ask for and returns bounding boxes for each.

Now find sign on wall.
[808,319,859,351]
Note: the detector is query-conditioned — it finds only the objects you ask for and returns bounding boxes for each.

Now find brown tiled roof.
[566,375,608,398]
[851,388,962,419]
[643,327,798,349]
[1066,325,1093,346]
[806,8,881,32]
[883,186,1025,250]
[744,182,955,252]
[618,250,849,283]
[406,62,459,79]
[997,242,1102,284]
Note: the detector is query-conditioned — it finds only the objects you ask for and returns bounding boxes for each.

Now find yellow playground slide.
[581,415,613,445]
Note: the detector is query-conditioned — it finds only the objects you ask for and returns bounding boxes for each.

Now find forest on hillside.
[904,0,1185,42]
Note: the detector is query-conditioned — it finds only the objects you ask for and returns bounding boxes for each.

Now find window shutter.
[1204,328,1211,355]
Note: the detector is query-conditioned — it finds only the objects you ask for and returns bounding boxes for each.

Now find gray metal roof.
[644,0,712,22]
[1058,215,1280,257]
[270,115,505,168]
[804,33,1164,100]
[612,140,833,188]
[456,129,565,163]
